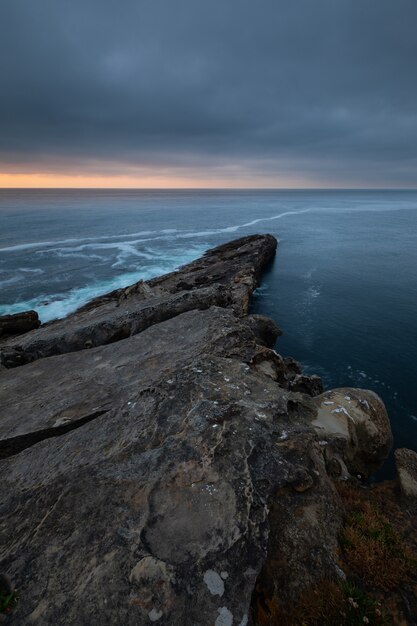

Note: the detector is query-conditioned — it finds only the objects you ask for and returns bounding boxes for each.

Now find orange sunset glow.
[0,168,319,189]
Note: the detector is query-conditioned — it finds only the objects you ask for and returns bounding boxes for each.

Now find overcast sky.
[1,0,416,187]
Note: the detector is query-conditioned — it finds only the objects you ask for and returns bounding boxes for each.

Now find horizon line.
[1,186,416,192]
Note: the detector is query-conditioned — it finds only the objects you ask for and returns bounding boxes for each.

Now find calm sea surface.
[1,189,416,476]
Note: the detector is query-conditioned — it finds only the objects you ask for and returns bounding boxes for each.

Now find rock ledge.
[0,235,397,625]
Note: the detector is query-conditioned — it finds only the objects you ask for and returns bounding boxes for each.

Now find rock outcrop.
[311,388,393,478]
[0,234,276,368]
[0,235,395,625]
[0,311,40,338]
[395,447,417,500]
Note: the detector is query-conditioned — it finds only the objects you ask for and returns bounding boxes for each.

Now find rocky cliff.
[0,235,415,625]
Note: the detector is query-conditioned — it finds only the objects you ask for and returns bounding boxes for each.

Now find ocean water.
[1,189,416,475]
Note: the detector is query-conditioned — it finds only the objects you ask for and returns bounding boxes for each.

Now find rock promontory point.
[0,235,404,624]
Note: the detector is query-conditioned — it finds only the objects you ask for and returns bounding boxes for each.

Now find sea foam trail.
[36,209,307,264]
[0,229,178,253]
[219,208,312,231]
[175,208,312,239]
[1,201,416,254]
[1,208,310,258]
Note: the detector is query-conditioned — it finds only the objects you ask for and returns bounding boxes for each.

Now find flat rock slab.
[0,285,231,369]
[0,306,339,626]
[0,308,257,453]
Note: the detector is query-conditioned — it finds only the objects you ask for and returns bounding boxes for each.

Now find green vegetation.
[0,588,18,615]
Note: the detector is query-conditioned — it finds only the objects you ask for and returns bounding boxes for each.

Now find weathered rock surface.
[311,387,393,478]
[0,235,394,625]
[395,447,417,499]
[0,308,259,458]
[288,373,324,396]
[0,311,40,338]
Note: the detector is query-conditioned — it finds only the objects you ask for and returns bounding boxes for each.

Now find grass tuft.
[0,588,18,615]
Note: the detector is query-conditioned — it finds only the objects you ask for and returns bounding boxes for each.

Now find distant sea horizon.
[1,187,416,477]
[1,186,417,190]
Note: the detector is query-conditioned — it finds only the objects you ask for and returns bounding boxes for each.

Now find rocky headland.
[0,235,416,625]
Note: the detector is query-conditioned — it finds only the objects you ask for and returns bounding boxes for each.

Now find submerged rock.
[0,234,395,625]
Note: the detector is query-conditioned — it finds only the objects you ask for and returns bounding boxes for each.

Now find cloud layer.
[1,0,416,186]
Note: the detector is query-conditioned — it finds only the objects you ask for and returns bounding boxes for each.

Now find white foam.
[307,285,321,299]
[20,268,44,274]
[0,275,24,288]
[0,247,206,323]
[52,251,106,261]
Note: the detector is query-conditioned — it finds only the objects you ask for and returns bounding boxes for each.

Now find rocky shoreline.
[0,234,416,625]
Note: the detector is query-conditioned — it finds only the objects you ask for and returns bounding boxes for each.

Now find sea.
[1,188,416,477]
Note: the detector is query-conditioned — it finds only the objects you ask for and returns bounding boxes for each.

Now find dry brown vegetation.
[253,578,388,625]
[338,482,416,590]
[253,480,417,625]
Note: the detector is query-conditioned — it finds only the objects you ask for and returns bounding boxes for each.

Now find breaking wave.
[0,246,208,323]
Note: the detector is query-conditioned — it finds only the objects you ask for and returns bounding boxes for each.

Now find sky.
[0,0,416,188]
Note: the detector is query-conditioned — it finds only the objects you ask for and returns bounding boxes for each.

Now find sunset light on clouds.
[1,0,416,189]
[0,160,323,189]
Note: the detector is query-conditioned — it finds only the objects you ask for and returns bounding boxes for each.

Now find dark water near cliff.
[1,189,416,475]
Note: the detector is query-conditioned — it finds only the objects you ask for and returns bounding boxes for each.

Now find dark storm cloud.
[1,0,417,185]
